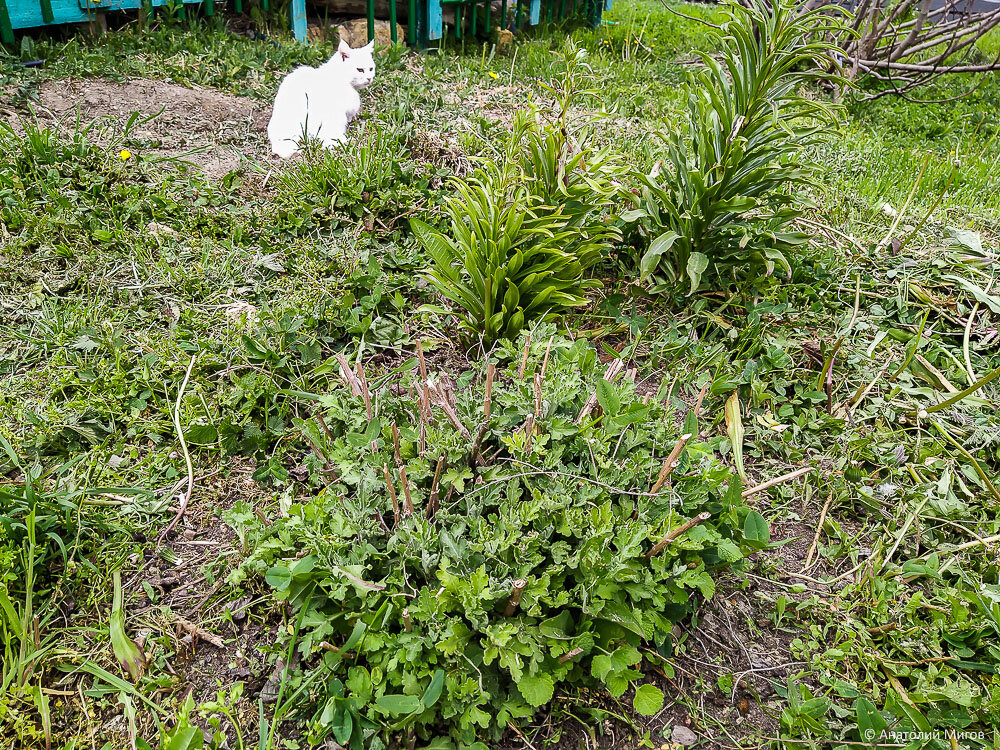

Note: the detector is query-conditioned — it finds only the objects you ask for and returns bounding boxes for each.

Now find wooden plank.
[366,0,374,41]
[388,0,396,41]
[291,0,306,41]
[407,0,414,42]
[603,0,611,10]
[39,0,54,24]
[7,0,204,29]
[528,0,539,25]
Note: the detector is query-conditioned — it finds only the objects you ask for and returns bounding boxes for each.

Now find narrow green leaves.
[725,391,747,483]
[110,571,145,682]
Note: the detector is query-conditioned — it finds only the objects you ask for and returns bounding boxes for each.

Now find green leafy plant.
[230,328,755,745]
[624,0,847,293]
[415,43,622,345]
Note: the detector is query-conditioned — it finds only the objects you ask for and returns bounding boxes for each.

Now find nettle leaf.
[855,696,887,740]
[264,565,292,591]
[716,538,742,562]
[184,423,218,446]
[633,684,665,716]
[375,694,423,715]
[743,511,770,548]
[596,378,620,416]
[517,673,555,708]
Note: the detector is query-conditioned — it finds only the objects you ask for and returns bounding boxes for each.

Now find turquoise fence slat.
[291,0,306,40]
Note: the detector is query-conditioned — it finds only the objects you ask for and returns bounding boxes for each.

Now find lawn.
[2,1,1000,748]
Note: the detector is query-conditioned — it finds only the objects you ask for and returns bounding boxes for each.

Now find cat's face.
[338,40,376,89]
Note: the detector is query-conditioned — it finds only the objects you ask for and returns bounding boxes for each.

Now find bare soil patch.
[31,77,271,177]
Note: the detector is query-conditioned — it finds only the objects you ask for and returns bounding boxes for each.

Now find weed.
[624,0,846,294]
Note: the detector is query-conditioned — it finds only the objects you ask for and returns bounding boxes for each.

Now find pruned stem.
[650,433,693,495]
[484,362,496,417]
[383,463,400,527]
[398,465,414,516]
[646,512,711,559]
[504,579,528,616]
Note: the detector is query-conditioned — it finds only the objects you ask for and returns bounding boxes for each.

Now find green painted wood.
[38,0,53,24]
[388,0,396,41]
[202,0,212,16]
[407,0,415,42]
[499,0,505,30]
[514,0,520,29]
[367,0,374,41]
[0,0,14,42]
[234,0,241,12]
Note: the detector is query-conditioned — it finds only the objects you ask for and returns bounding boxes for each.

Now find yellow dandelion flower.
[120,149,132,160]
[488,71,499,80]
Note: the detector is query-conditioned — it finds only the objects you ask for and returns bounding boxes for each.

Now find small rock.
[147,221,179,238]
[671,726,698,747]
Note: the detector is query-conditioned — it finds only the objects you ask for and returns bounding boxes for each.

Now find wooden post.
[388,0,397,41]
[407,0,416,43]
[366,0,375,42]
[39,0,54,24]
[292,0,307,41]
[0,0,14,44]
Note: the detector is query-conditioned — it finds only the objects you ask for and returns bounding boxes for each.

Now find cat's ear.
[338,39,352,60]
[363,40,374,52]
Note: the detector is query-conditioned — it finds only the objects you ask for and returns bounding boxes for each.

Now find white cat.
[267,39,376,159]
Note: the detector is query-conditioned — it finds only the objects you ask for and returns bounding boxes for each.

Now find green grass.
[2,2,1000,748]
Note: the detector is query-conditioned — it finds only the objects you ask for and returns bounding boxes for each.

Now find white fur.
[267,39,376,159]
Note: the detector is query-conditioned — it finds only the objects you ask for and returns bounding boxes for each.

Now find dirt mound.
[35,77,273,177]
